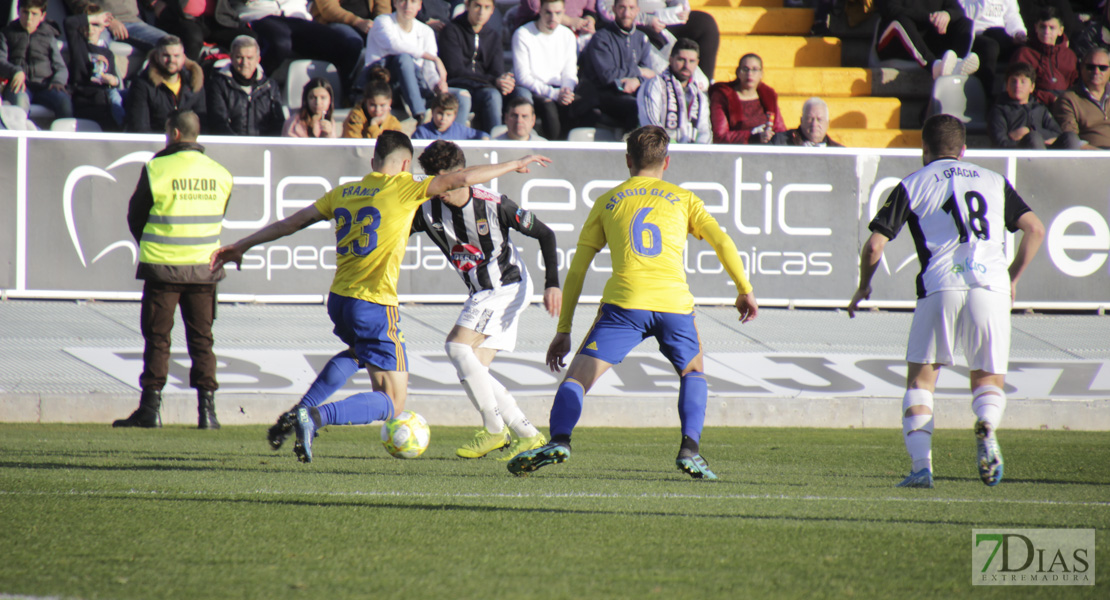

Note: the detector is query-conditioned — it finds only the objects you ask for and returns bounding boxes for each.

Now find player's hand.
[846,285,871,318]
[543,286,562,317]
[735,292,758,323]
[210,244,244,271]
[546,332,571,372]
[513,154,552,173]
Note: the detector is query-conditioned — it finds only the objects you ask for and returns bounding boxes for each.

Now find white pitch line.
[1,489,1108,508]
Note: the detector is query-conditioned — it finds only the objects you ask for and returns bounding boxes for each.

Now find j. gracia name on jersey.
[933,166,981,182]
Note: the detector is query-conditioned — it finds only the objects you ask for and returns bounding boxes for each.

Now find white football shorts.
[456,277,533,352]
[906,287,1012,374]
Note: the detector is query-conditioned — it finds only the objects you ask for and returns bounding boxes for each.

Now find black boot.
[113,389,162,428]
[198,390,220,430]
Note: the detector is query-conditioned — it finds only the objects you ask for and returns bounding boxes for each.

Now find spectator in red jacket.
[1011,6,1076,106]
[708,53,784,144]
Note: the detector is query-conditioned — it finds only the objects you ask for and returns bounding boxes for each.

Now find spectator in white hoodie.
[511,0,579,140]
[960,0,1027,95]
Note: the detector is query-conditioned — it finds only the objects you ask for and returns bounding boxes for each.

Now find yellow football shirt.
[558,176,752,333]
[314,171,434,305]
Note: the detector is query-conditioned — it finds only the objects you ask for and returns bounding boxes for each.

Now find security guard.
[114,110,233,429]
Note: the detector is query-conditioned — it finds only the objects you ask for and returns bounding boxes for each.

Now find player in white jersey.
[848,114,1045,489]
[413,140,562,460]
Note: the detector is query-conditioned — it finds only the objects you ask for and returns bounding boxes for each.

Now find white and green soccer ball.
[380,411,431,459]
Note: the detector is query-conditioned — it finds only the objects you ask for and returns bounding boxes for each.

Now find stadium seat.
[26,104,55,126]
[285,60,343,112]
[567,127,596,142]
[50,118,103,132]
[926,75,988,134]
[488,124,508,138]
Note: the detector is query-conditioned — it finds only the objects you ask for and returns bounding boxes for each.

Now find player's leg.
[897,291,960,487]
[898,362,942,488]
[293,299,407,463]
[268,349,362,450]
[509,305,640,476]
[962,287,1012,486]
[658,312,717,480]
[445,326,510,457]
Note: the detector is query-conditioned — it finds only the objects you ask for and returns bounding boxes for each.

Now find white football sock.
[903,388,935,473]
[445,342,504,433]
[972,385,1006,433]
[491,377,540,438]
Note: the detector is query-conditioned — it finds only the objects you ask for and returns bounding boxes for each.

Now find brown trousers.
[139,280,219,392]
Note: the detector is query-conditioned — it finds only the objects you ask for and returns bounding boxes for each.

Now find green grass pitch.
[0,424,1106,599]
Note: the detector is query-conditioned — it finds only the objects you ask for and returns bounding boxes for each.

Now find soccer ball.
[380,411,431,459]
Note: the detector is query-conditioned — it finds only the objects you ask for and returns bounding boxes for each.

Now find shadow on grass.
[116,492,1066,528]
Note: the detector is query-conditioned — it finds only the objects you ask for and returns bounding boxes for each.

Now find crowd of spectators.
[2,0,1108,149]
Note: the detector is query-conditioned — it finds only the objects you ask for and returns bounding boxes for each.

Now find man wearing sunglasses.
[1052,46,1110,149]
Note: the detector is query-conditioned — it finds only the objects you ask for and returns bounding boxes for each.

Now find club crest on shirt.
[476,219,489,235]
[515,208,534,229]
[451,243,485,272]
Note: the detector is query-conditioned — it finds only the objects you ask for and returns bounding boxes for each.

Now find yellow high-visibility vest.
[139,151,233,266]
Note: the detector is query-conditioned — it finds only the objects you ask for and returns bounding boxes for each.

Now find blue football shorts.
[327,292,407,372]
[578,303,702,371]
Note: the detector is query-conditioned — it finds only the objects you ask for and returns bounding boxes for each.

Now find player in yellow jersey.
[210,131,551,463]
[508,125,759,479]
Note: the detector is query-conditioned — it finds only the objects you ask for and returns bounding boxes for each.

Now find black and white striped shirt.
[412,184,560,294]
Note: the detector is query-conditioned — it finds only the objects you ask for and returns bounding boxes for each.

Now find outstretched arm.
[847,232,889,318]
[547,244,598,372]
[1008,211,1045,303]
[210,205,327,271]
[426,154,551,198]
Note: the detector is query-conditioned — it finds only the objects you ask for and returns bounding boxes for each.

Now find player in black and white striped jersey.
[413,140,563,460]
[848,114,1045,489]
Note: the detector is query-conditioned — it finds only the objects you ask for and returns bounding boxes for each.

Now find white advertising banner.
[2,131,1107,308]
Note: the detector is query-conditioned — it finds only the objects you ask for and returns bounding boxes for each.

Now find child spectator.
[342,67,404,138]
[0,0,73,119]
[988,61,1080,148]
[283,77,339,138]
[412,91,489,140]
[709,53,784,144]
[64,6,124,129]
[1011,6,1076,106]
[363,0,447,123]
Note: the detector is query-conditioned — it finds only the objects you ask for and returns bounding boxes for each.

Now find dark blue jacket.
[438,13,503,90]
[987,97,1063,149]
[579,20,653,93]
